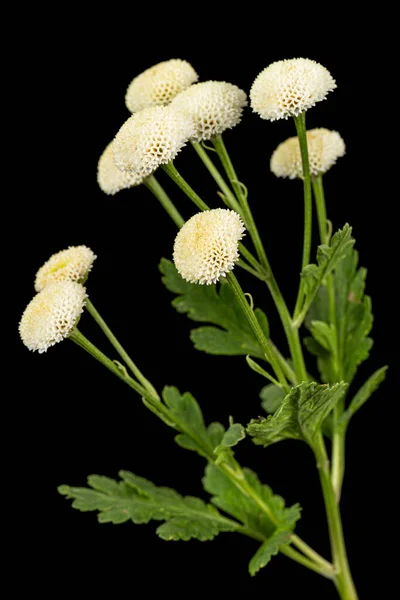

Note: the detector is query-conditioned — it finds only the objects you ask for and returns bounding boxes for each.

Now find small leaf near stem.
[293,112,313,318]
[143,175,185,228]
[86,298,159,399]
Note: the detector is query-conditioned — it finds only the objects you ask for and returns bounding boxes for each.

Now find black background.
[11,14,397,599]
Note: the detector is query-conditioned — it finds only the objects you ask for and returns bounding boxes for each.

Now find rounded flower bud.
[113,106,195,176]
[97,142,143,194]
[19,281,87,353]
[171,81,247,141]
[271,128,346,179]
[173,208,245,285]
[125,59,198,113]
[34,246,96,292]
[250,58,336,121]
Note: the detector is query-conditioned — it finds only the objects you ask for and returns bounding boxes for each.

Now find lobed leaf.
[160,258,268,359]
[59,471,237,541]
[249,528,292,576]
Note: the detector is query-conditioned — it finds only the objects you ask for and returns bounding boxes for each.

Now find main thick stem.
[312,175,346,502]
[314,435,358,599]
[293,112,313,318]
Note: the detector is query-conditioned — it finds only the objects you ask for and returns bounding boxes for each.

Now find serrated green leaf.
[162,386,213,458]
[249,528,292,576]
[59,471,237,541]
[247,382,347,447]
[260,384,286,414]
[339,366,388,429]
[304,246,374,384]
[160,258,268,359]
[301,224,354,299]
[202,464,300,539]
[309,321,336,352]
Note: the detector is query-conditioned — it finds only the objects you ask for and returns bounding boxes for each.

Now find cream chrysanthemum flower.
[171,81,247,141]
[271,128,346,179]
[113,106,195,176]
[19,281,87,353]
[250,58,336,121]
[35,246,96,292]
[173,209,245,285]
[125,59,198,113]
[97,142,143,194]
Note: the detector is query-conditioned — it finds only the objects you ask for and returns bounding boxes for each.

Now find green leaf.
[246,355,280,386]
[160,258,268,359]
[339,366,388,429]
[203,464,300,539]
[247,382,347,447]
[304,246,374,384]
[207,422,226,448]
[249,528,292,576]
[59,471,237,541]
[162,386,213,458]
[260,384,286,414]
[301,224,354,300]
[220,422,246,447]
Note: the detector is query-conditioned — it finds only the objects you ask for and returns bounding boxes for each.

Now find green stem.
[70,327,332,580]
[162,162,209,211]
[314,435,358,599]
[161,161,263,277]
[85,299,159,399]
[191,141,243,215]
[212,134,269,269]
[293,112,313,318]
[312,175,346,502]
[227,272,289,393]
[143,175,184,228]
[70,328,154,402]
[219,462,335,579]
[211,135,307,384]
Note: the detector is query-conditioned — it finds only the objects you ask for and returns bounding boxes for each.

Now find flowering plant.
[20,57,386,599]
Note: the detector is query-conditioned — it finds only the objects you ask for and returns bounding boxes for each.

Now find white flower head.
[173,208,246,285]
[35,246,96,292]
[250,58,336,121]
[98,141,144,195]
[113,106,195,176]
[271,128,346,179]
[171,81,247,141]
[19,281,87,353]
[125,59,198,113]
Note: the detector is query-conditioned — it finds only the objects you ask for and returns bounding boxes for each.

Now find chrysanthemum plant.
[20,58,386,599]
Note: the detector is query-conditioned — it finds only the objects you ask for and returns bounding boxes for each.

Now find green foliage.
[203,464,300,540]
[159,258,269,358]
[301,224,355,301]
[249,529,292,576]
[260,384,286,414]
[162,386,215,459]
[220,421,246,448]
[58,471,237,541]
[248,382,347,448]
[339,366,388,430]
[305,247,374,384]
